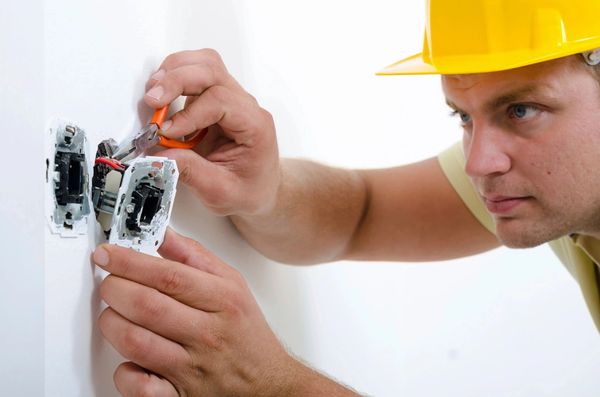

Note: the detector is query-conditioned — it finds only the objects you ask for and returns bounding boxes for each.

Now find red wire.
[95,157,125,170]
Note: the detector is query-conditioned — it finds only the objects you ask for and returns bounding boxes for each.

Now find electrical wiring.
[95,157,125,170]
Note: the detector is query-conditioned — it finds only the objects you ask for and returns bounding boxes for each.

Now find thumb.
[154,148,235,210]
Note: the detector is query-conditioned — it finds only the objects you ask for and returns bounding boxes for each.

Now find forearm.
[278,360,363,397]
[230,158,367,265]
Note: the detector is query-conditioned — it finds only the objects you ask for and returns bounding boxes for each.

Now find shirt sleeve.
[437,142,496,235]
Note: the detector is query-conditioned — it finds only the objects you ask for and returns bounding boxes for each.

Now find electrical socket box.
[46,120,179,252]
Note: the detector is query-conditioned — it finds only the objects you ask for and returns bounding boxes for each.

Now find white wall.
[2,1,597,396]
[1,1,44,396]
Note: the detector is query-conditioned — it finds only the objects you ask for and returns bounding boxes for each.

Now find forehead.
[441,56,579,109]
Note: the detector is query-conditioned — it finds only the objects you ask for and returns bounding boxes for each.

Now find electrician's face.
[442,56,600,247]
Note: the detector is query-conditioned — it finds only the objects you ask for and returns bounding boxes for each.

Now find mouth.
[483,195,532,216]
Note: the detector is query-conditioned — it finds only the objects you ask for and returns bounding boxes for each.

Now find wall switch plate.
[46,119,92,237]
[108,156,178,252]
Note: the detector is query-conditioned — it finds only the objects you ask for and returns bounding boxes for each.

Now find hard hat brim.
[378,39,600,76]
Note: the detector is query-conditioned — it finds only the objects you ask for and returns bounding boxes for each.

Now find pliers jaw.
[110,105,205,163]
[112,124,160,163]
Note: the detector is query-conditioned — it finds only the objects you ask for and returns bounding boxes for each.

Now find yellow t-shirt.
[438,142,600,333]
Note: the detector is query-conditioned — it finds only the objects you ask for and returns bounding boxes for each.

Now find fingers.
[159,49,227,77]
[98,307,191,379]
[113,362,179,397]
[157,49,245,91]
[100,274,211,344]
[143,49,268,144]
[93,243,232,312]
[159,228,240,279]
[159,84,265,143]
[140,49,280,220]
[145,63,226,108]
[144,49,243,108]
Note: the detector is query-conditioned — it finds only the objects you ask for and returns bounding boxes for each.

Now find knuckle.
[196,49,227,83]
[246,92,259,105]
[222,285,248,318]
[158,267,185,295]
[228,267,247,287]
[199,326,226,352]
[178,159,195,186]
[198,48,224,67]
[206,84,229,104]
[260,107,275,126]
[133,289,165,320]
[252,107,274,134]
[163,50,194,69]
[121,328,151,360]
[234,104,272,142]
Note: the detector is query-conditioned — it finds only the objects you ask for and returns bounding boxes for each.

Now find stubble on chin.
[493,216,570,248]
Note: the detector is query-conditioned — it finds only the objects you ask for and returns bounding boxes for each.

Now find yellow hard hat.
[378,0,600,75]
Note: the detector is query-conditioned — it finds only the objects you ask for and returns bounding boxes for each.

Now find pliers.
[112,106,205,163]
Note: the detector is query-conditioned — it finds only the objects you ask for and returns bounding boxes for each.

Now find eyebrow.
[445,85,545,113]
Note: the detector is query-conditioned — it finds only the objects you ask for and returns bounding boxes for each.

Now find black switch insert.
[55,151,86,206]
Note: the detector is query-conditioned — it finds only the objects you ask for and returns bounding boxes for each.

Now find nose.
[463,122,511,178]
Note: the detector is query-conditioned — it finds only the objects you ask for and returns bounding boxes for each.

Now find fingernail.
[146,85,164,101]
[150,69,165,81]
[161,120,173,132]
[93,247,110,267]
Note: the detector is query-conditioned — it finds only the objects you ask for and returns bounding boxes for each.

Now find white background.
[3,1,600,396]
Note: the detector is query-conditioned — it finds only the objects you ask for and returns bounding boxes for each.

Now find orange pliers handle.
[150,106,206,149]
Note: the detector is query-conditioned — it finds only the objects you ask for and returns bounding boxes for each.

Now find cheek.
[525,141,597,209]
[515,142,572,200]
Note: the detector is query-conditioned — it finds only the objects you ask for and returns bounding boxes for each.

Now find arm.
[95,229,363,397]
[232,157,500,264]
[145,49,499,266]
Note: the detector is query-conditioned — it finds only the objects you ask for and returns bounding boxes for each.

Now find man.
[92,0,600,395]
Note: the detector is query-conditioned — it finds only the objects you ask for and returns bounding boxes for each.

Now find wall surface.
[1,1,44,396]
[2,1,598,396]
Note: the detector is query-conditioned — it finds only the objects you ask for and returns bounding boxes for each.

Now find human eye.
[449,110,472,126]
[507,104,541,121]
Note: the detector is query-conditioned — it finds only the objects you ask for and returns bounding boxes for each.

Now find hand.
[144,49,281,217]
[93,228,298,397]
